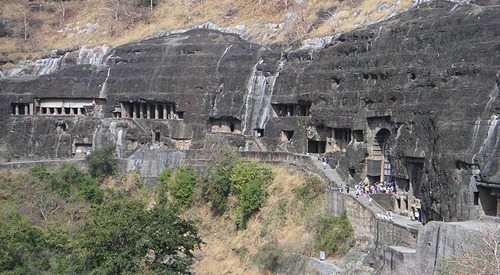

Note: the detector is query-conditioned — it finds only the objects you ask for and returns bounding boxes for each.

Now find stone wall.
[326,189,418,250]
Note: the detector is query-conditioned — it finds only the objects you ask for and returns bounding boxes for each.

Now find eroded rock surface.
[1,0,499,222]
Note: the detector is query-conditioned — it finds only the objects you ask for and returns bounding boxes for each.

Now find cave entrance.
[255,128,264,138]
[478,186,499,217]
[154,130,161,143]
[282,130,294,141]
[307,139,326,154]
[374,128,392,182]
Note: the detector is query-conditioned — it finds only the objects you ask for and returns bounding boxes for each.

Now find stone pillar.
[24,104,28,115]
[146,104,151,119]
[139,103,144,119]
[493,190,500,217]
[29,103,34,115]
[77,108,82,115]
[170,104,174,119]
[70,108,75,115]
[400,196,407,211]
[163,104,167,120]
[497,196,500,218]
[132,103,137,119]
[14,104,19,115]
[120,103,125,118]
[154,104,159,119]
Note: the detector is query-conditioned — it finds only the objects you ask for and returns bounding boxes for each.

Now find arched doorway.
[367,128,391,183]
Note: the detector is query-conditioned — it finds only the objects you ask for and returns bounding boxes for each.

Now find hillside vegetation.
[0,0,413,64]
[0,147,355,274]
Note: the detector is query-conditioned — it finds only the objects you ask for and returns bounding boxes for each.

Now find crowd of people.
[377,211,395,222]
[347,181,395,196]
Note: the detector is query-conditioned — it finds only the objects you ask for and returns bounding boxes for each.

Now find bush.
[254,239,283,272]
[167,166,197,209]
[293,176,325,206]
[231,160,273,229]
[86,144,119,179]
[46,164,103,204]
[314,213,354,258]
[157,169,172,205]
[202,152,238,215]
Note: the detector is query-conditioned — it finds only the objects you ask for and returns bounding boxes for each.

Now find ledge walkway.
[309,155,421,229]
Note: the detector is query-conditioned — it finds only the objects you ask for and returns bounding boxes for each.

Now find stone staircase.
[309,155,421,229]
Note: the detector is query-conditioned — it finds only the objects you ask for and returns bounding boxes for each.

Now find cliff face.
[1,0,499,222]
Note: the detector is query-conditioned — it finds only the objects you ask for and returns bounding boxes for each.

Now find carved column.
[120,103,125,118]
[14,104,19,115]
[170,104,174,119]
[24,104,28,115]
[132,103,137,119]
[146,104,151,119]
[154,104,159,119]
[139,103,144,119]
[492,190,500,217]
[163,104,167,120]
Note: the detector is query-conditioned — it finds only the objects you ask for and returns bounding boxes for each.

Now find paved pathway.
[310,155,421,229]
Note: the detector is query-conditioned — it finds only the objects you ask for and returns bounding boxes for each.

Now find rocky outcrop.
[0,0,499,222]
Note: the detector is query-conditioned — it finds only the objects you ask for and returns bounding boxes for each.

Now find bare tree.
[12,0,32,40]
[440,225,500,274]
[100,0,145,37]
[54,0,70,24]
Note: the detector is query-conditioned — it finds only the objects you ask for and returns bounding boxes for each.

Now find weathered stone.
[1,0,500,222]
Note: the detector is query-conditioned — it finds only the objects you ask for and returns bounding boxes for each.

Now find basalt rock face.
[1,0,499,222]
[271,0,500,222]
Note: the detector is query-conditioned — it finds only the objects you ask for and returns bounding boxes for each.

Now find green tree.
[0,205,49,274]
[78,196,202,274]
[86,144,119,179]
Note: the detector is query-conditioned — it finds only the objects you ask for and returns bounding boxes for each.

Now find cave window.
[255,128,264,138]
[176,112,184,119]
[478,187,497,216]
[230,123,235,132]
[307,139,326,154]
[155,131,161,143]
[348,168,356,178]
[282,130,294,141]
[353,130,364,142]
[334,128,352,149]
[56,121,67,133]
[474,192,479,206]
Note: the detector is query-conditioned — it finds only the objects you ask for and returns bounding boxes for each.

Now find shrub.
[231,160,273,229]
[86,144,119,179]
[167,166,197,209]
[314,213,354,258]
[47,164,103,204]
[157,169,172,205]
[293,176,326,206]
[254,239,284,272]
[202,152,239,215]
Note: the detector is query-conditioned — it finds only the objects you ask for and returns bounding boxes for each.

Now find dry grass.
[187,165,323,274]
[0,0,414,62]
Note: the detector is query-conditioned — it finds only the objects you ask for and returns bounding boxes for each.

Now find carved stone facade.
[1,1,500,222]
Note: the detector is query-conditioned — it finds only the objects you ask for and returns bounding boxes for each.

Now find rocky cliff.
[1,0,499,222]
